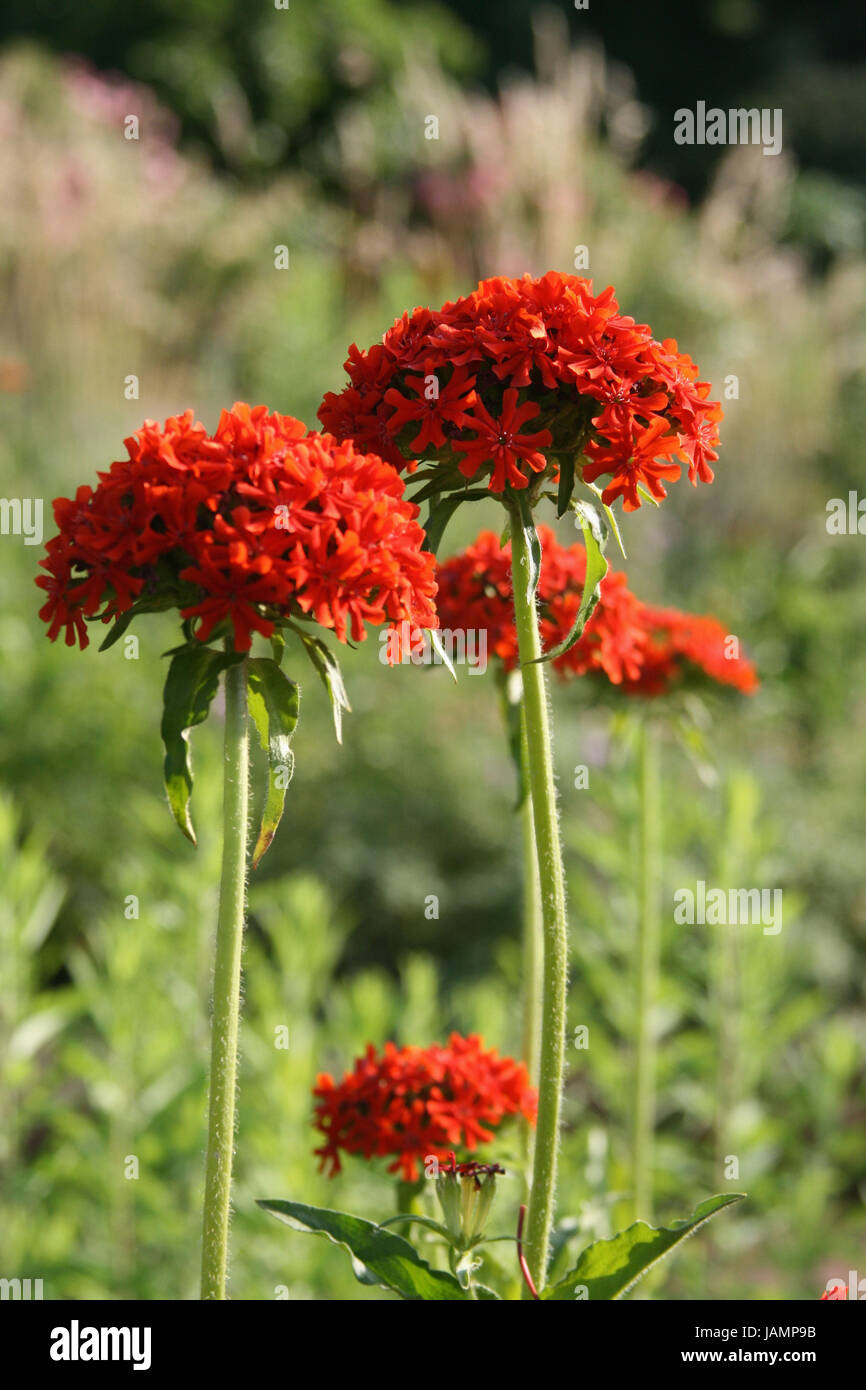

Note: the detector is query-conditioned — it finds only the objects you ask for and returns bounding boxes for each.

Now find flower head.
[434,527,758,696]
[313,1034,537,1182]
[319,272,720,509]
[36,403,438,652]
[622,606,760,697]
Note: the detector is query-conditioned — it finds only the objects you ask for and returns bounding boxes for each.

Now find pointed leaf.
[531,500,608,666]
[410,473,482,506]
[422,489,488,555]
[556,454,576,518]
[247,658,300,868]
[299,634,351,744]
[636,483,661,508]
[257,1200,467,1301]
[586,482,627,558]
[160,645,241,844]
[542,1193,746,1300]
[428,627,458,682]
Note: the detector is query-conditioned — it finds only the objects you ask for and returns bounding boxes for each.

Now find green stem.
[201,653,249,1300]
[713,773,752,1175]
[507,503,569,1293]
[519,707,542,1184]
[632,715,661,1223]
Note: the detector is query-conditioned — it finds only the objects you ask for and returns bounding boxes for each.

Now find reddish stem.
[517,1203,540,1300]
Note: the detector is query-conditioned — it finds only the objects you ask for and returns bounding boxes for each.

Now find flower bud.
[435,1168,463,1241]
[434,1153,505,1248]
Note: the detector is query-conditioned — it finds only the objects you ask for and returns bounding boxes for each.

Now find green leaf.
[160,645,242,843]
[247,658,300,868]
[530,500,608,666]
[298,634,351,744]
[428,626,458,682]
[513,490,542,605]
[542,1193,746,1300]
[636,483,661,508]
[409,471,472,506]
[422,489,488,555]
[586,482,627,559]
[257,1200,468,1301]
[556,455,576,518]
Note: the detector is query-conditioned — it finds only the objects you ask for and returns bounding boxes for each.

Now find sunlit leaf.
[530,499,608,665]
[247,657,300,867]
[586,481,627,558]
[543,1193,745,1300]
[428,626,458,681]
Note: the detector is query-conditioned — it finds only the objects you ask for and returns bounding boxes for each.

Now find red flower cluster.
[623,605,759,696]
[36,403,437,652]
[313,1033,537,1181]
[435,528,758,696]
[436,527,646,685]
[319,272,720,510]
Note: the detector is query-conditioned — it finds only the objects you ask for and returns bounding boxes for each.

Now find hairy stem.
[508,504,569,1293]
[201,654,249,1299]
[519,706,542,1183]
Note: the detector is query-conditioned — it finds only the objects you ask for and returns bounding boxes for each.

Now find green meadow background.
[0,2,864,1299]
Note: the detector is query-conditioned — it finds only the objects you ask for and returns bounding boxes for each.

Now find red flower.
[453,389,552,493]
[434,528,758,696]
[37,403,438,653]
[384,365,478,453]
[313,1033,537,1181]
[583,414,683,511]
[319,272,720,506]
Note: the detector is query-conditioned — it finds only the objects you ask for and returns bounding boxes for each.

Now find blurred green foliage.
[0,0,480,181]
[0,17,864,1299]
